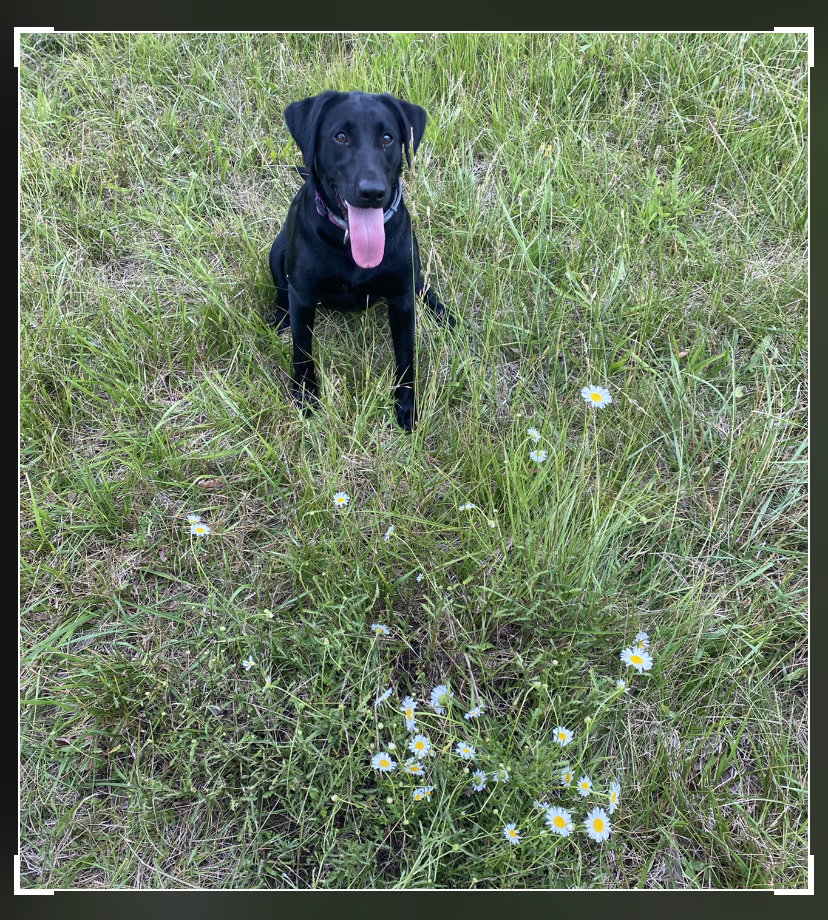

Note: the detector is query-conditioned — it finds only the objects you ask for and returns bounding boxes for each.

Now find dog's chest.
[307,269,409,311]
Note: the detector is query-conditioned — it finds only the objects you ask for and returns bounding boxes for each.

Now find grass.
[19,32,808,889]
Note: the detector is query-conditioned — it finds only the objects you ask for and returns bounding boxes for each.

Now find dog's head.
[283,91,428,268]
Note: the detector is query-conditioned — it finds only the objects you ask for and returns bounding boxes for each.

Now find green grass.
[19,32,808,889]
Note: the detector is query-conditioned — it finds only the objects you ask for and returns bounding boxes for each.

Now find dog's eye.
[381,133,393,146]
[334,132,347,144]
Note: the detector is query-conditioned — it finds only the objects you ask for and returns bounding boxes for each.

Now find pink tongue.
[346,203,385,268]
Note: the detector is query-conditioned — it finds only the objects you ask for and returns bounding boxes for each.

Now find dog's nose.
[356,179,386,207]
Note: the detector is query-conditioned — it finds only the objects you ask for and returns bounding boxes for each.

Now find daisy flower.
[371,752,396,772]
[492,767,510,784]
[577,775,592,797]
[527,427,541,442]
[458,502,476,511]
[471,770,487,791]
[403,758,426,776]
[616,679,630,694]
[333,491,350,508]
[416,573,424,582]
[401,695,418,731]
[409,734,431,759]
[503,824,520,846]
[634,631,650,649]
[412,786,434,802]
[608,781,621,815]
[560,768,573,787]
[242,656,255,671]
[190,521,210,536]
[585,806,611,842]
[430,684,453,714]
[545,806,573,838]
[370,623,390,637]
[374,687,393,708]
[533,800,551,812]
[552,726,573,746]
[455,742,476,760]
[383,525,394,542]
[186,514,201,523]
[262,676,272,691]
[581,384,612,408]
[464,705,483,720]
[621,646,653,673]
[529,449,548,463]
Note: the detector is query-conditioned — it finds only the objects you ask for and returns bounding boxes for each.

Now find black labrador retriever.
[269,90,452,432]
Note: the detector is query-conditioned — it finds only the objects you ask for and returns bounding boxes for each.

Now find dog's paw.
[293,382,319,416]
[436,302,456,328]
[267,305,290,333]
[395,394,417,432]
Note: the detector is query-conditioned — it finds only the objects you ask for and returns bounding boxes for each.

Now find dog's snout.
[357,178,387,206]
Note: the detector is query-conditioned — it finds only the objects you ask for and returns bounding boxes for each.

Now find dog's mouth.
[336,189,385,269]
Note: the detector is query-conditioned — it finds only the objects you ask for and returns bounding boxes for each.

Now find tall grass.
[20,32,807,889]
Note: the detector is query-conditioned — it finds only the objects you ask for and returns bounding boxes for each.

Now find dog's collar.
[313,181,402,244]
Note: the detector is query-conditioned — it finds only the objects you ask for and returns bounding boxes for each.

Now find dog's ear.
[283,91,340,171]
[380,94,428,168]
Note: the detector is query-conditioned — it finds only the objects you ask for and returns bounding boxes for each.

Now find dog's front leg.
[288,286,318,414]
[387,295,416,431]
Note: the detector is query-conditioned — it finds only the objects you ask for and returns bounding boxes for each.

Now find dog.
[269,90,452,432]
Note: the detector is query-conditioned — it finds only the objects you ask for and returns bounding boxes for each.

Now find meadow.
[19,32,808,888]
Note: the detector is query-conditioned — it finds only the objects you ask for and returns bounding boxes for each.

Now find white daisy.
[409,734,431,759]
[581,384,612,408]
[383,525,394,542]
[186,514,201,523]
[370,623,390,637]
[533,799,551,812]
[401,695,418,731]
[503,823,520,845]
[458,502,476,511]
[404,758,425,776]
[560,768,573,787]
[464,705,483,720]
[585,806,611,842]
[412,785,434,802]
[620,646,653,673]
[262,676,272,691]
[374,687,393,707]
[529,449,548,463]
[416,573,424,582]
[242,656,255,671]
[190,522,210,536]
[577,775,592,797]
[371,752,396,772]
[471,770,487,791]
[635,631,650,649]
[333,491,350,508]
[455,742,476,760]
[492,767,510,784]
[430,684,453,714]
[608,781,621,815]
[552,726,573,746]
[527,427,541,443]
[616,679,630,694]
[545,806,573,837]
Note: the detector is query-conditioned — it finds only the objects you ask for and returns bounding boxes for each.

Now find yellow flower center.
[590,392,602,401]
[416,742,423,750]
[406,708,413,719]
[581,783,588,790]
[593,818,604,832]
[509,829,517,838]
[379,759,389,768]
[553,816,565,829]
[564,774,571,782]
[558,732,566,741]
[631,654,643,665]
[611,792,617,803]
